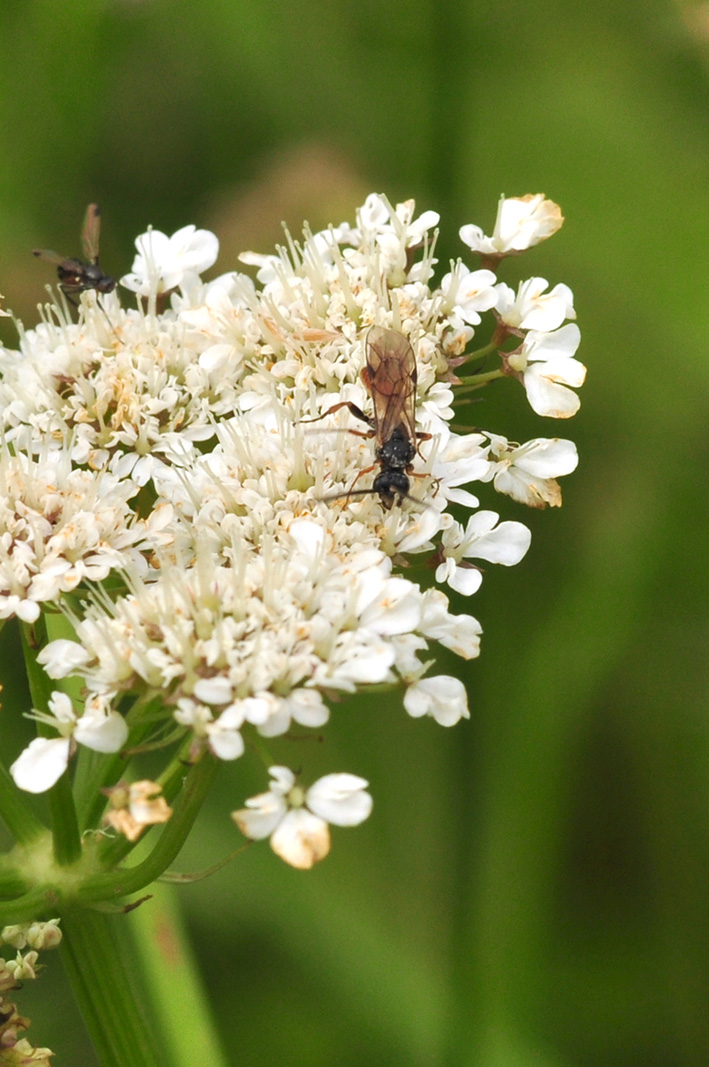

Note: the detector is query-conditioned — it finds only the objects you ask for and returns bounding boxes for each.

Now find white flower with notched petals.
[496,277,575,333]
[437,511,532,595]
[482,433,579,508]
[506,324,586,418]
[10,691,128,794]
[460,194,563,257]
[232,767,372,869]
[121,225,219,296]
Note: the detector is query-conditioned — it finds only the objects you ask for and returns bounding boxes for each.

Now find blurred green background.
[2,0,709,1064]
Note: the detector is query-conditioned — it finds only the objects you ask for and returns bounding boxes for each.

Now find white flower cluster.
[1,192,584,865]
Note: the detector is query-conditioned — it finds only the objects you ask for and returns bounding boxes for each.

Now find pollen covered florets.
[1,193,584,865]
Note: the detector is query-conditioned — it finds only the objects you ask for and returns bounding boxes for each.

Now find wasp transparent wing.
[363,326,417,445]
[81,203,102,264]
[32,249,75,268]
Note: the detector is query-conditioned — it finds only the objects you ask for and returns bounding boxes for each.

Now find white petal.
[514,438,578,477]
[525,323,580,360]
[283,689,330,728]
[493,468,562,509]
[207,705,245,759]
[421,592,482,658]
[47,691,77,726]
[74,710,128,753]
[288,518,326,559]
[306,773,373,827]
[404,676,469,726]
[37,640,91,679]
[208,729,244,760]
[267,766,297,796]
[10,737,71,793]
[14,599,41,624]
[524,369,581,418]
[464,517,532,566]
[270,809,331,869]
[459,223,493,254]
[538,355,587,389]
[192,676,233,706]
[232,791,287,840]
[436,559,483,596]
[358,577,422,635]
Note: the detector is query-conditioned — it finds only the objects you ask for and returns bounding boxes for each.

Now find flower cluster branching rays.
[0,192,584,870]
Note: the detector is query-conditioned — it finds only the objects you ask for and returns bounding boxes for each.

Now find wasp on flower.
[33,203,115,305]
[0,191,584,882]
[301,325,433,509]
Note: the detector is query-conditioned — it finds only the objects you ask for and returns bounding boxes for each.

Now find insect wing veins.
[363,326,418,448]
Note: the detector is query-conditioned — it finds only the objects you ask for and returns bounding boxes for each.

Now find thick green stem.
[60,907,167,1067]
[49,769,82,866]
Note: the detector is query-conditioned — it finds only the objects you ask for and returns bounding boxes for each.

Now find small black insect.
[303,326,431,509]
[33,203,115,305]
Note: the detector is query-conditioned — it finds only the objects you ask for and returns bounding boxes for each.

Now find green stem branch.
[455,368,505,389]
[82,753,219,905]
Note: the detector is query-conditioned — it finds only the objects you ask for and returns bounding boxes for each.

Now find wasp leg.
[59,285,82,309]
[301,400,372,430]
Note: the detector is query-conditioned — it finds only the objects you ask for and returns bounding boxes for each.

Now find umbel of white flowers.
[0,192,584,868]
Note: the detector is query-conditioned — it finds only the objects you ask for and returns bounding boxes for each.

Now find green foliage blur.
[2,0,708,1064]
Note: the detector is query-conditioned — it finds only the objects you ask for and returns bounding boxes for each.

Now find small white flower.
[121,224,219,296]
[437,511,532,594]
[174,698,245,760]
[10,691,128,794]
[506,324,586,418]
[460,194,563,256]
[496,277,575,333]
[404,675,469,726]
[232,767,372,869]
[440,264,498,325]
[429,432,489,509]
[37,639,92,678]
[482,434,579,508]
[419,589,482,660]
